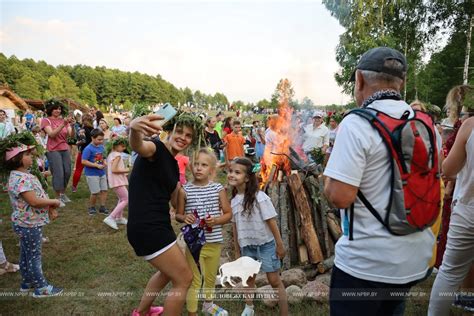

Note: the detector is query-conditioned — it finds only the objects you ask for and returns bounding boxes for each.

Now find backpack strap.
[347,192,386,241]
[349,203,354,241]
[357,191,386,227]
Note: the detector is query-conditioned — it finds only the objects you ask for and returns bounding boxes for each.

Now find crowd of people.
[0,46,473,316]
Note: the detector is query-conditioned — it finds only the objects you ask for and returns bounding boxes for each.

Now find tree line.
[0,53,325,112]
[0,53,231,110]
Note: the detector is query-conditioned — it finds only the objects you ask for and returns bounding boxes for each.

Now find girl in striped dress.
[176,148,232,316]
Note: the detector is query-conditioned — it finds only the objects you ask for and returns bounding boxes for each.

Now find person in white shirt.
[324,47,438,316]
[0,109,16,139]
[263,115,279,166]
[302,111,329,156]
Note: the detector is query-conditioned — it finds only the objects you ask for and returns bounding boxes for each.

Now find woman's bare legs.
[136,244,193,316]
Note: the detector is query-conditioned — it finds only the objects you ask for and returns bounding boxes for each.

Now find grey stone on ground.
[302,280,329,302]
[315,272,331,286]
[286,285,304,305]
[281,268,308,287]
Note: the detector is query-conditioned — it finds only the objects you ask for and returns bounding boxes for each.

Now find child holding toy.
[176,148,232,316]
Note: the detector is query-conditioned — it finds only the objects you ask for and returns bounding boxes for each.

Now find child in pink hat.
[4,143,63,297]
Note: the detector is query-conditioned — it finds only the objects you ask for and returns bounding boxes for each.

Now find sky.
[0,0,350,105]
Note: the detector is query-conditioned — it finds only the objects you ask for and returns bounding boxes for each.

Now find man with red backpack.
[324,47,442,316]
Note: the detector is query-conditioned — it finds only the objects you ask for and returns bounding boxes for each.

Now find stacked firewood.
[263,162,342,275]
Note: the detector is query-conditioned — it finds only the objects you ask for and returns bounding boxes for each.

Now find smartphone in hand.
[154,103,177,126]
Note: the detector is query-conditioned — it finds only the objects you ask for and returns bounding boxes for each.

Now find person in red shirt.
[222,117,233,138]
[223,120,245,166]
[175,153,190,185]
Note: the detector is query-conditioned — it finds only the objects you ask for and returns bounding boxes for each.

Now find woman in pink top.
[103,137,130,230]
[40,99,75,205]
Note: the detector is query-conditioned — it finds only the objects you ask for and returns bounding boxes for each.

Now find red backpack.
[347,108,441,239]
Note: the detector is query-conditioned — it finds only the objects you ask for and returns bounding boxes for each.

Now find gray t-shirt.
[231,191,277,248]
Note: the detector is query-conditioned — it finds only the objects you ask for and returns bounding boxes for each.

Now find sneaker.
[115,217,128,225]
[241,305,254,316]
[33,284,63,298]
[71,186,77,193]
[88,207,97,215]
[453,293,474,312]
[203,302,228,316]
[103,216,118,230]
[99,206,109,215]
[60,194,71,203]
[59,200,66,208]
[20,282,34,292]
[131,306,164,316]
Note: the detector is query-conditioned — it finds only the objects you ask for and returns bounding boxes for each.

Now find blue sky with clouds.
[0,0,349,104]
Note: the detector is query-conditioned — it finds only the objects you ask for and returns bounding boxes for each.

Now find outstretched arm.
[129,114,164,158]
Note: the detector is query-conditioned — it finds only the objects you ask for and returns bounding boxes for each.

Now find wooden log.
[263,164,278,192]
[298,244,309,264]
[295,173,315,264]
[279,182,291,270]
[317,255,335,274]
[287,184,298,265]
[317,175,331,258]
[287,173,324,264]
[327,212,342,241]
[269,182,280,227]
[293,202,305,264]
[290,180,303,249]
[303,176,326,256]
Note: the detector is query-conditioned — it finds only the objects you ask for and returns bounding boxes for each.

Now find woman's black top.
[205,130,222,157]
[127,138,179,256]
[79,126,93,152]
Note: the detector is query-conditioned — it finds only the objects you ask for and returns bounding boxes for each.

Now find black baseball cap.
[350,47,407,82]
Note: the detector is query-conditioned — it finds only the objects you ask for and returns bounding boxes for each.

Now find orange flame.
[260,94,295,186]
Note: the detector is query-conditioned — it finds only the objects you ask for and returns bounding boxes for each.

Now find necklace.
[362,89,402,108]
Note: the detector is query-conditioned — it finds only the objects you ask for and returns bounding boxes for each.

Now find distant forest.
[0,53,230,111]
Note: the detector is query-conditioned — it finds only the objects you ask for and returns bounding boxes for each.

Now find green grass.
[0,170,466,315]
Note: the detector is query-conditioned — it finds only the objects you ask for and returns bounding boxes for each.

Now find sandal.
[0,261,20,273]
